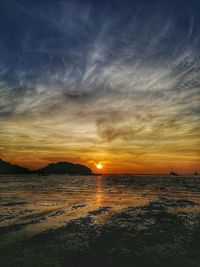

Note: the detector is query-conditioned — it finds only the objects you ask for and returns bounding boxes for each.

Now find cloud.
[96,112,145,141]
[0,0,200,171]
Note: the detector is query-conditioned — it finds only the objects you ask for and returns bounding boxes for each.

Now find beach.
[0,174,200,266]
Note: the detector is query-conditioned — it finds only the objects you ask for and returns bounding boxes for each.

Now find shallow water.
[1,174,200,267]
[0,174,200,241]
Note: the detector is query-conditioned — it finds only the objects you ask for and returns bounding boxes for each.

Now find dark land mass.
[0,159,30,174]
[36,161,92,175]
[0,159,92,175]
[0,197,200,267]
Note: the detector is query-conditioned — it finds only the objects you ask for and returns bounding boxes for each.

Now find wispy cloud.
[0,0,199,172]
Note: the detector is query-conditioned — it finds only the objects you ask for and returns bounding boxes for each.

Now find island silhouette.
[0,159,92,175]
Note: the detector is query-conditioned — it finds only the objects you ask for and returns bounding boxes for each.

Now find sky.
[0,0,200,173]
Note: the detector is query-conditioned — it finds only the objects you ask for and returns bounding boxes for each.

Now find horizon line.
[0,158,199,176]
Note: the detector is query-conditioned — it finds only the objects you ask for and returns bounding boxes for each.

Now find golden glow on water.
[0,174,200,242]
[95,176,103,206]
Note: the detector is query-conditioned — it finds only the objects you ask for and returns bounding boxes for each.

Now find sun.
[96,163,103,169]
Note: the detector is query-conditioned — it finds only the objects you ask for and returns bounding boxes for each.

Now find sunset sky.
[0,0,200,173]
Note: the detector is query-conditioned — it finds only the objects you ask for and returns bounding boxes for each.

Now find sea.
[0,174,200,240]
[0,174,200,267]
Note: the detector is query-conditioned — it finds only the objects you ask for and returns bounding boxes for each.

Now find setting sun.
[96,163,103,169]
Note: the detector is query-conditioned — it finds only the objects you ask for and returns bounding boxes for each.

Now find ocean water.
[0,174,200,241]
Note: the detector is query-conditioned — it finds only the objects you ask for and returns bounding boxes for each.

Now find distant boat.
[170,169,178,176]
[194,171,198,176]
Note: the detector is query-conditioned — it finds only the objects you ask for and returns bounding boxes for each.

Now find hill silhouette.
[37,162,92,175]
[0,159,92,175]
[0,159,30,174]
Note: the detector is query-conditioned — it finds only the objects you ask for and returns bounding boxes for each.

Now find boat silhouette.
[170,169,178,176]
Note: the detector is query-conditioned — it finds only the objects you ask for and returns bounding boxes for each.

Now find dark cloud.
[96,113,145,141]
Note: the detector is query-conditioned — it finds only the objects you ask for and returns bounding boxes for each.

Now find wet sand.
[0,174,200,266]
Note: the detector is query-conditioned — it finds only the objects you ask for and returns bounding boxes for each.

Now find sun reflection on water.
[95,175,104,206]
